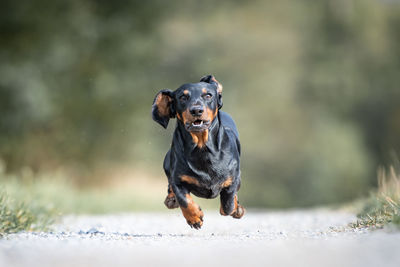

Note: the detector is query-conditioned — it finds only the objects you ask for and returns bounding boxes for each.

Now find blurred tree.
[297,0,400,184]
[0,0,174,174]
[0,0,399,206]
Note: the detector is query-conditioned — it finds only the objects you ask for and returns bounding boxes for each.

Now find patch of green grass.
[0,164,57,236]
[0,169,166,236]
[351,166,400,229]
[0,191,55,237]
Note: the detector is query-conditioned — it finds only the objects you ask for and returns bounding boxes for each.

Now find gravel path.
[1,209,399,267]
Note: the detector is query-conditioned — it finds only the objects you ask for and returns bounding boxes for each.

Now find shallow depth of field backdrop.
[1,0,400,209]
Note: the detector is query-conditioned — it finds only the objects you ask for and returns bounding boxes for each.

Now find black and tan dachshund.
[151,75,245,229]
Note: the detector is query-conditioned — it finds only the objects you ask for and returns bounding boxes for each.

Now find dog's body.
[152,75,245,229]
[164,111,240,199]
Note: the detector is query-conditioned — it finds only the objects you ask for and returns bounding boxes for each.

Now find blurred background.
[1,0,400,211]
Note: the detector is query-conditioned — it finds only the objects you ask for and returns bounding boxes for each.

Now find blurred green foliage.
[1,0,400,208]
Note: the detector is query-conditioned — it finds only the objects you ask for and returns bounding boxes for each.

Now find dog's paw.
[186,210,204,230]
[189,220,203,230]
[182,206,204,230]
[231,204,245,219]
[164,195,179,209]
[219,205,230,216]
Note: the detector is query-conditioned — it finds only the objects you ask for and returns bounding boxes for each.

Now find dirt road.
[1,209,399,267]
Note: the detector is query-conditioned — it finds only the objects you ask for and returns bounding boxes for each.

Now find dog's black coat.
[164,110,241,199]
[152,75,244,229]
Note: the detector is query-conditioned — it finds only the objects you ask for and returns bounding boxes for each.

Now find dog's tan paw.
[231,204,245,219]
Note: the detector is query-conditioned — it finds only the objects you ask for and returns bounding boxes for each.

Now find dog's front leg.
[220,188,245,219]
[172,184,204,229]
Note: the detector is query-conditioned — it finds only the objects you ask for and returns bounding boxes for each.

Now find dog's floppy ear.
[152,89,175,129]
[200,74,223,109]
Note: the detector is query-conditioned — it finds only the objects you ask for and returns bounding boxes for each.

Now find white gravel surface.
[1,209,399,267]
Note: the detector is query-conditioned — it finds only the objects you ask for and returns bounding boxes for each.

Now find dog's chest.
[186,150,234,183]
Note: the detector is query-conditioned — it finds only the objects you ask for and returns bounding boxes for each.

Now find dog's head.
[152,75,223,131]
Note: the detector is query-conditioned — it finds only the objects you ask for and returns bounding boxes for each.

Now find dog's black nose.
[190,106,204,116]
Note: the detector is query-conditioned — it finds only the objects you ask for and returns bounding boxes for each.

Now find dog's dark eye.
[180,95,188,101]
[203,93,212,100]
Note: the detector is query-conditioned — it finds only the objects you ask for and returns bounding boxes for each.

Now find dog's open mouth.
[193,119,204,126]
[185,119,211,132]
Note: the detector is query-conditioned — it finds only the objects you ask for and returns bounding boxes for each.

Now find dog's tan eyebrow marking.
[181,175,200,186]
[183,90,189,95]
[202,88,207,94]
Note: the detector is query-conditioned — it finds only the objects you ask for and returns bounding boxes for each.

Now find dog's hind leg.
[163,150,178,209]
[164,185,179,209]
